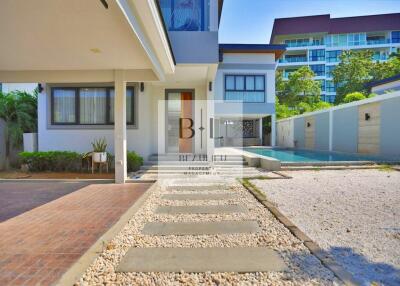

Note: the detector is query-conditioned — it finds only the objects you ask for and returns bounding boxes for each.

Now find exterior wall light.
[307,122,311,127]
[100,0,108,9]
[140,82,145,92]
[209,81,213,92]
[37,83,44,93]
[365,113,370,121]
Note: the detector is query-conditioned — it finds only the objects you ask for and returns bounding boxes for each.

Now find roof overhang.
[219,44,287,61]
[0,0,175,83]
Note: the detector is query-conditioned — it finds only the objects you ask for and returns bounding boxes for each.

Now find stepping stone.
[142,220,260,235]
[155,204,247,214]
[162,193,235,201]
[166,185,229,191]
[116,247,286,273]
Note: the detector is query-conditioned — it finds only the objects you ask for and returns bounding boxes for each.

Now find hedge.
[127,151,144,172]
[19,151,83,172]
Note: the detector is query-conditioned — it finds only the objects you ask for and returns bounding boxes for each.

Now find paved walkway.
[117,182,286,273]
[0,182,152,286]
[0,181,92,222]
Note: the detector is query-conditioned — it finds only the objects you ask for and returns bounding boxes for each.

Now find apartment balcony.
[279,57,307,63]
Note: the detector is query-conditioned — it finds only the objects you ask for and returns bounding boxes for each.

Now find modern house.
[0,0,284,182]
[366,73,400,94]
[270,13,400,103]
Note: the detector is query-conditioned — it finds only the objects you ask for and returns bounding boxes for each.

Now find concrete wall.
[276,91,400,158]
[332,106,358,153]
[276,119,294,147]
[314,112,329,150]
[1,83,37,93]
[293,117,305,148]
[380,96,400,156]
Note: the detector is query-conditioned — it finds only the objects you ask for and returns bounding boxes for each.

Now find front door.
[166,91,194,153]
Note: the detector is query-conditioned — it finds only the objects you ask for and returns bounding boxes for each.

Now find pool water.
[243,148,390,163]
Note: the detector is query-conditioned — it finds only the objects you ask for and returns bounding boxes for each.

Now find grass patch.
[377,164,395,172]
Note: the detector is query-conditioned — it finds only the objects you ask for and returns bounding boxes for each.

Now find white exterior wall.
[38,81,208,159]
[1,83,37,93]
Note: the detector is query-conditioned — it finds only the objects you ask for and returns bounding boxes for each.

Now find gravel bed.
[253,169,400,286]
[77,178,341,285]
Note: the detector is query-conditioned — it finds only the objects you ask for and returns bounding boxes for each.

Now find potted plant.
[91,138,108,163]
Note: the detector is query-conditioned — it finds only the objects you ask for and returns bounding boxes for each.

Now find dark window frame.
[392,31,400,43]
[224,74,266,103]
[310,64,325,76]
[51,86,135,126]
[309,49,325,61]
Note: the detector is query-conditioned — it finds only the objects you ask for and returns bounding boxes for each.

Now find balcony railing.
[285,42,324,48]
[279,57,308,63]
[367,39,391,45]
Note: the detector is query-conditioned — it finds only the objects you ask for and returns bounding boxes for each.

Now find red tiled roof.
[270,13,400,43]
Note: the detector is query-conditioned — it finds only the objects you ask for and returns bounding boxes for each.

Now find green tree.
[277,66,321,107]
[0,91,37,169]
[333,50,400,103]
[342,92,367,103]
[332,50,374,103]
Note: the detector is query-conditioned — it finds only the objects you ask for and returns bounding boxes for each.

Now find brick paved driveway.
[0,182,152,286]
[0,181,92,222]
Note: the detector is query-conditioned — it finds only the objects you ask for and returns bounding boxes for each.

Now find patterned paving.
[0,183,151,286]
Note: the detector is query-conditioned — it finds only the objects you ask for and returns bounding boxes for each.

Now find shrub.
[19,151,82,172]
[127,151,143,172]
[343,92,366,103]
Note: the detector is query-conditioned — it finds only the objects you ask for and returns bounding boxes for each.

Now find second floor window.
[159,0,208,31]
[225,75,265,102]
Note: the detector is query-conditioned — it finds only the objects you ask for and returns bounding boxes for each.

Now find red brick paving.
[0,183,152,286]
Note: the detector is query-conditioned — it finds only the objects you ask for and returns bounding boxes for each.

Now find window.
[309,49,325,61]
[310,64,325,76]
[312,37,324,46]
[159,0,209,31]
[348,33,366,46]
[51,87,135,125]
[326,81,336,93]
[224,75,265,102]
[326,65,336,78]
[326,34,347,47]
[392,31,400,43]
[326,50,342,62]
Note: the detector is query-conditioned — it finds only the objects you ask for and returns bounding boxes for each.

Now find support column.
[329,110,333,151]
[259,118,263,145]
[271,114,276,147]
[114,70,127,184]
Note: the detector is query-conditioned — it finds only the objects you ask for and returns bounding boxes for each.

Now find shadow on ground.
[283,246,400,286]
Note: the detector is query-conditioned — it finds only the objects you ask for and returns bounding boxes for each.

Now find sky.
[219,0,400,44]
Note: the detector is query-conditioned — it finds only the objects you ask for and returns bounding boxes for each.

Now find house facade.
[270,13,400,103]
[0,0,284,182]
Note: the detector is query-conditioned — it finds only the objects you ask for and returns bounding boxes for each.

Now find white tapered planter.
[93,152,107,163]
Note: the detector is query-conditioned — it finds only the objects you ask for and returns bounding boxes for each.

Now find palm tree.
[0,90,37,169]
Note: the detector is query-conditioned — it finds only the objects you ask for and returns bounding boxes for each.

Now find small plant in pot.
[91,138,108,163]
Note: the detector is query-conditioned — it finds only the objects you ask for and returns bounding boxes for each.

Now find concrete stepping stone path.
[162,193,235,201]
[142,220,260,235]
[118,182,287,274]
[155,204,247,214]
[117,247,287,273]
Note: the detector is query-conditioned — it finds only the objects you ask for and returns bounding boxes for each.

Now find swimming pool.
[243,147,395,163]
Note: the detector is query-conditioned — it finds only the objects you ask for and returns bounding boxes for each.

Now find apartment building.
[270,13,400,102]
